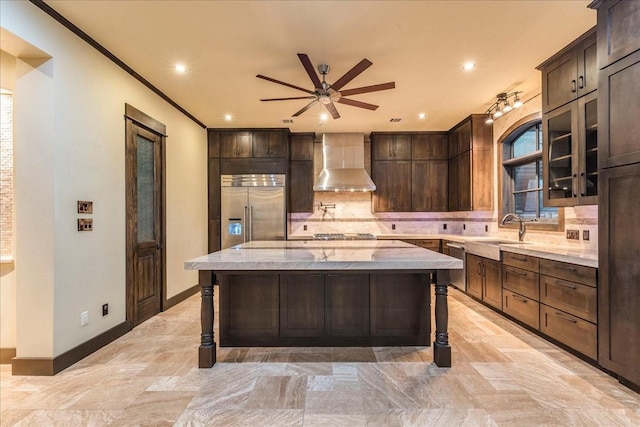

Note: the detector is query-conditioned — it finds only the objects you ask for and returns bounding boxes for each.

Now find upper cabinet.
[288,133,315,213]
[219,129,287,158]
[540,28,597,114]
[372,133,412,160]
[595,0,640,69]
[448,115,493,212]
[371,132,448,212]
[539,27,599,207]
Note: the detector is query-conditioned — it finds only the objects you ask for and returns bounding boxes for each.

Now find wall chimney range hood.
[313,133,376,192]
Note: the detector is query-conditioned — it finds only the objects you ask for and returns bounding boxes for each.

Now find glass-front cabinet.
[542,90,598,206]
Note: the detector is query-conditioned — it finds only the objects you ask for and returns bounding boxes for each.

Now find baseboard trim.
[0,348,16,364]
[12,321,132,376]
[165,283,199,310]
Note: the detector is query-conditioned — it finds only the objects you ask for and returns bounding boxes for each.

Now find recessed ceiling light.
[462,62,476,71]
[320,113,328,121]
[174,63,187,73]
[418,113,426,120]
[224,114,232,121]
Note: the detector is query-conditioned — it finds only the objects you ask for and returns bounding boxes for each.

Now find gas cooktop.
[312,233,377,240]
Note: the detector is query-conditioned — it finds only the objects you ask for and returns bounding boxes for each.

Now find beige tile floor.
[1,288,639,426]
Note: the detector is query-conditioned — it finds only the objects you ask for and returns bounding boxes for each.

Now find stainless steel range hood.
[313,133,376,192]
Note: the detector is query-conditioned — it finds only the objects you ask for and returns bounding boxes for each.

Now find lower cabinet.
[503,292,539,330]
[466,254,502,310]
[502,259,540,330]
[540,304,597,360]
[324,274,370,337]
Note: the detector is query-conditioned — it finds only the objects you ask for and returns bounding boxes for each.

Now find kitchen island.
[185,240,462,368]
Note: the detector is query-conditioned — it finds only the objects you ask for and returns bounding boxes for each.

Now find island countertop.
[185,240,463,271]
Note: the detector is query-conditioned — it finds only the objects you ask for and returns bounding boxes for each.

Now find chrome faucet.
[501,213,526,242]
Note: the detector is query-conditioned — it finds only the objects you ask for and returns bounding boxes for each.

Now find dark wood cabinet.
[540,304,597,360]
[288,132,315,213]
[414,239,441,253]
[372,133,411,160]
[208,219,220,253]
[412,133,448,160]
[597,50,640,169]
[372,160,411,212]
[466,254,501,309]
[539,28,597,113]
[502,253,541,330]
[598,162,640,385]
[208,130,220,157]
[503,292,539,330]
[220,130,252,158]
[448,115,493,211]
[290,132,314,161]
[207,131,221,252]
[324,274,370,337]
[542,91,599,206]
[253,130,287,158]
[594,0,640,69]
[280,274,324,337]
[289,161,314,213]
[412,160,448,212]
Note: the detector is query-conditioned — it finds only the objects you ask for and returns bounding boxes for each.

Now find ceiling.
[45,0,595,133]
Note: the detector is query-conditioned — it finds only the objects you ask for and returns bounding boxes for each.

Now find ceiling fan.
[256,53,395,119]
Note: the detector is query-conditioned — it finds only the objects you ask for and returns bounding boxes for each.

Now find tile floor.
[1,288,639,426]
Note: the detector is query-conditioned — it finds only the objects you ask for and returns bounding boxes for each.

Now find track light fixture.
[484,91,523,124]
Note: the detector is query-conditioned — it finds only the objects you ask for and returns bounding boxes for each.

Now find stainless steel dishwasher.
[446,242,466,292]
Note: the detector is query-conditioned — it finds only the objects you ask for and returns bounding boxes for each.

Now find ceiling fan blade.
[330,58,373,91]
[292,99,318,117]
[337,97,379,111]
[260,96,317,101]
[325,102,341,119]
[297,53,322,89]
[339,82,395,97]
[256,74,315,95]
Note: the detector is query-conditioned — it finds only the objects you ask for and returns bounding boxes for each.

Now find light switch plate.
[566,229,580,240]
[77,201,93,214]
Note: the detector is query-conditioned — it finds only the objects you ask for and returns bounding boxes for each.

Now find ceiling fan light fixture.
[462,62,476,71]
[513,93,523,108]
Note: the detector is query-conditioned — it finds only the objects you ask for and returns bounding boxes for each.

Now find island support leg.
[199,270,216,368]
[433,270,451,367]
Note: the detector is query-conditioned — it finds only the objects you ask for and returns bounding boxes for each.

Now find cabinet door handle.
[554,311,578,324]
[572,174,577,197]
[554,280,577,290]
[510,254,528,261]
[571,79,577,93]
[578,76,584,89]
[510,269,528,277]
[556,264,578,272]
[512,294,528,303]
[477,263,482,276]
[580,172,586,197]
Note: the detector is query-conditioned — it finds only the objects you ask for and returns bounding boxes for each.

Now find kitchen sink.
[464,239,526,261]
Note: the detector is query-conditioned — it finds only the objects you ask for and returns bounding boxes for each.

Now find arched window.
[501,119,559,225]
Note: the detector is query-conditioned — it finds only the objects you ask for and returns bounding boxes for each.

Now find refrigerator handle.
[243,206,248,243]
[249,206,253,242]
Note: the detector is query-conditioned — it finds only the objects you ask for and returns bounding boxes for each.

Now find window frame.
[498,113,564,233]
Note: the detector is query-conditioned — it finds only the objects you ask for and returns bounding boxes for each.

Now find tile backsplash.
[289,192,598,250]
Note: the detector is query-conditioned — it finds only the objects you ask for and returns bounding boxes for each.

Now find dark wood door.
[482,258,502,310]
[598,162,640,386]
[280,274,324,337]
[457,152,472,210]
[220,131,252,158]
[542,50,578,113]
[412,160,448,211]
[448,154,459,211]
[325,274,369,337]
[125,107,165,327]
[577,32,597,98]
[290,133,314,160]
[595,0,640,68]
[466,254,483,300]
[253,130,286,157]
[372,134,411,160]
[289,161,314,213]
[373,161,411,212]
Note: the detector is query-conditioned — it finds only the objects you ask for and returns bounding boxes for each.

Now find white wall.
[1,1,207,358]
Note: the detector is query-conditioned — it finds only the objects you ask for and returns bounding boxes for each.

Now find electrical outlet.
[102,303,109,316]
[80,311,89,326]
[485,225,489,232]
[566,229,580,240]
[77,200,93,214]
[77,218,93,231]
[463,224,466,230]
[583,230,590,241]
[443,224,447,230]
[303,225,307,231]
[392,224,396,230]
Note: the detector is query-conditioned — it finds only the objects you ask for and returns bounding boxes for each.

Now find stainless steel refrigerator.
[221,174,286,249]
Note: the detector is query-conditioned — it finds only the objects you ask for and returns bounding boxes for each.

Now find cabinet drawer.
[502,266,539,301]
[539,259,596,287]
[502,252,539,272]
[415,239,441,252]
[540,304,597,360]
[540,275,597,323]
[503,291,539,330]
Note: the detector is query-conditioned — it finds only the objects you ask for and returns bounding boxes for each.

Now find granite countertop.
[185,240,463,271]
[287,234,598,268]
